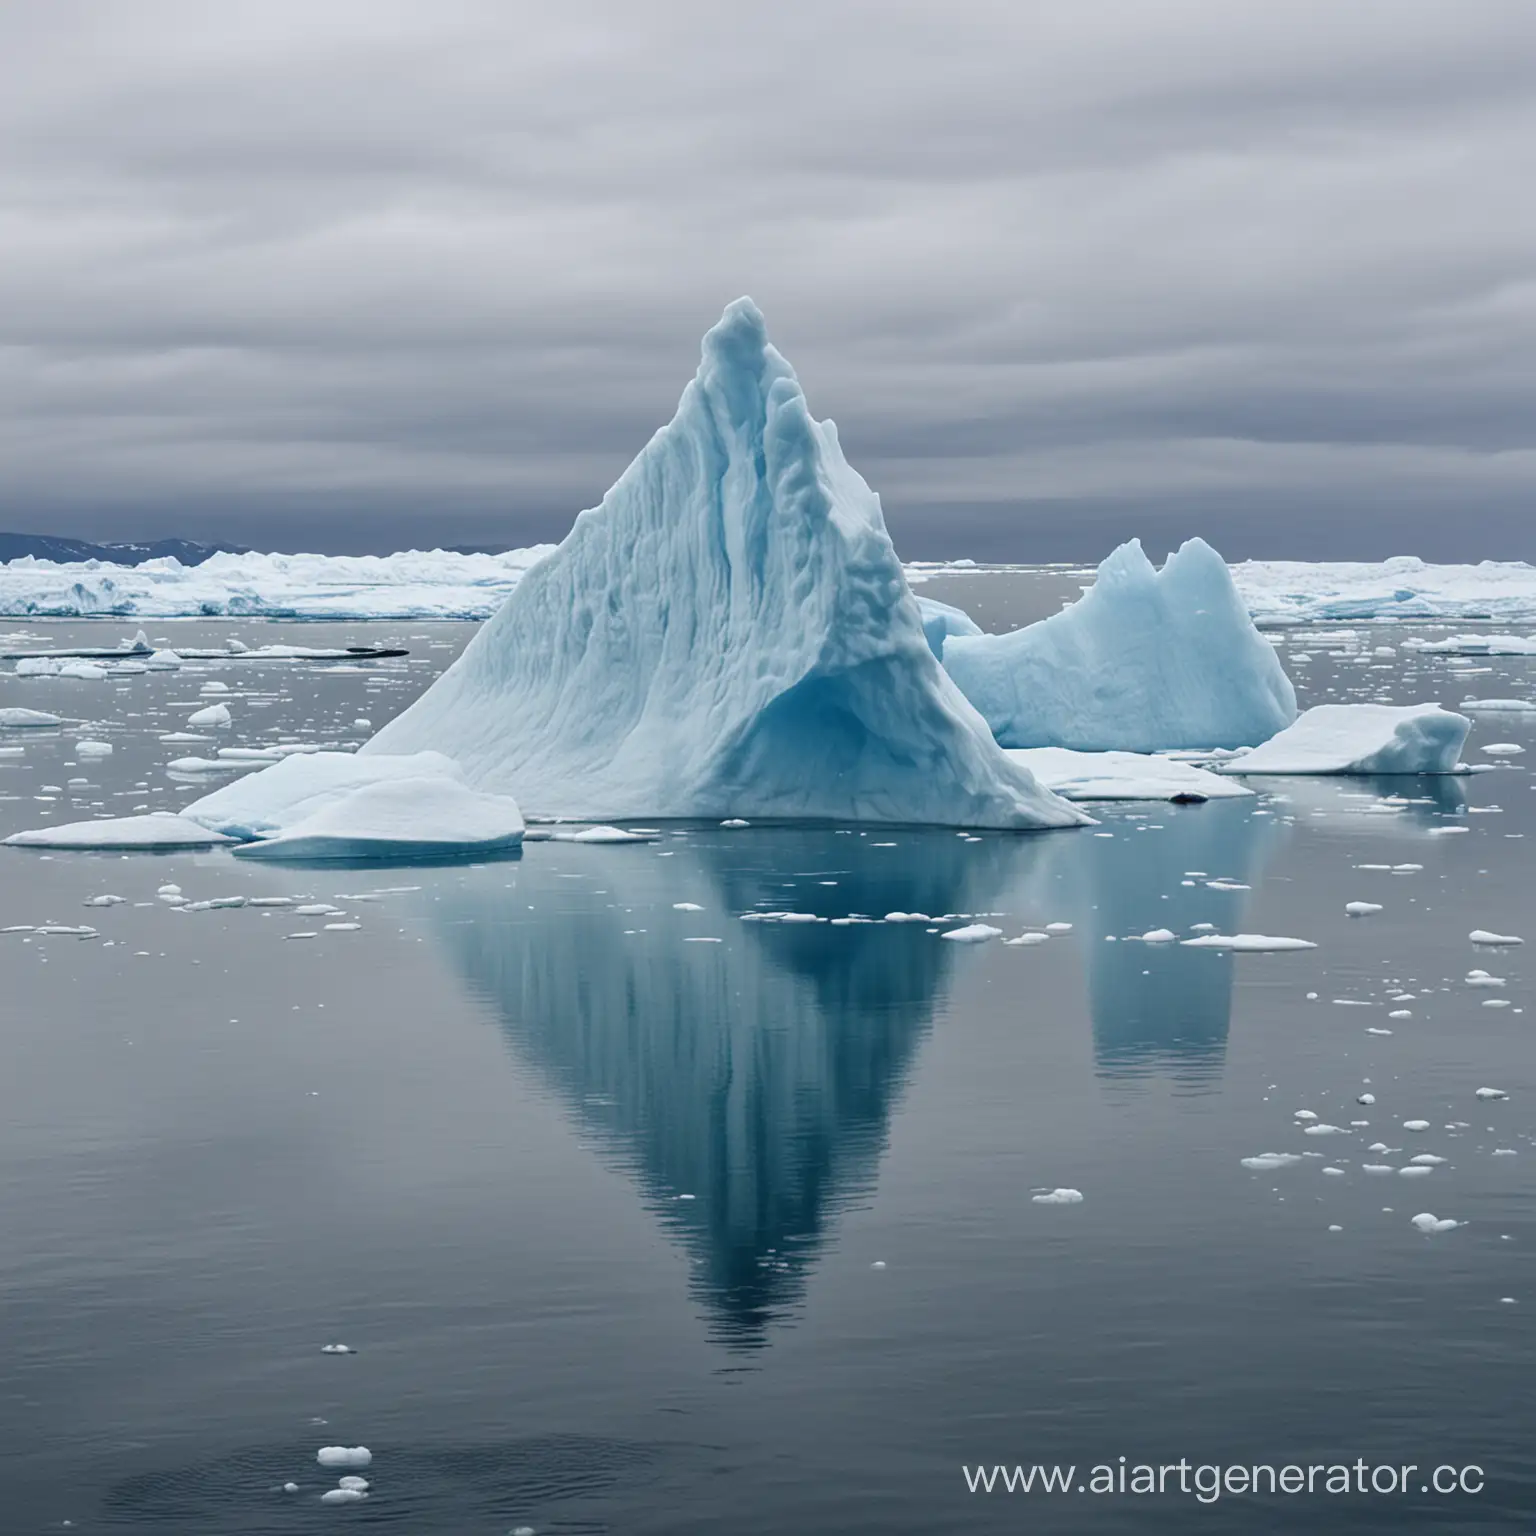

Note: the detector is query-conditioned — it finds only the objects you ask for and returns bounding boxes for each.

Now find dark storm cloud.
[1,0,1534,558]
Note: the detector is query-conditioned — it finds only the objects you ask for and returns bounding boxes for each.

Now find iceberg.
[1224,704,1469,775]
[939,538,1297,752]
[232,777,524,862]
[362,299,1084,831]
[1005,747,1253,802]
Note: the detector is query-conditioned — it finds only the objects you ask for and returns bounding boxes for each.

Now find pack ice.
[1223,704,1470,775]
[938,538,1297,752]
[362,299,1084,831]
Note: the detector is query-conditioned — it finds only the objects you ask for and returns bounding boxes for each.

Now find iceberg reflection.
[433,827,1050,1348]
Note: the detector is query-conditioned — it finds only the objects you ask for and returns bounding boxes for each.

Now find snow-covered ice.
[1411,1213,1459,1234]
[0,707,63,727]
[1222,704,1469,775]
[1031,1188,1084,1204]
[1231,556,1536,624]
[939,538,1296,752]
[1003,747,1252,802]
[940,923,1003,943]
[361,300,1083,831]
[316,1447,372,1468]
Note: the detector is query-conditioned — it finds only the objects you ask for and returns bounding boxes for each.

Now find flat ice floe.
[361,299,1083,831]
[1180,933,1317,951]
[1004,747,1252,801]
[3,813,236,849]
[1469,930,1523,946]
[232,777,524,862]
[0,707,63,727]
[1402,632,1536,656]
[940,538,1296,752]
[1221,704,1469,775]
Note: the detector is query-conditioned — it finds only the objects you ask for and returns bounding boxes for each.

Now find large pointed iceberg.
[363,300,1083,830]
[939,538,1298,752]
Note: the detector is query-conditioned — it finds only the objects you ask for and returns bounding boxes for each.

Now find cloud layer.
[3,1,1534,558]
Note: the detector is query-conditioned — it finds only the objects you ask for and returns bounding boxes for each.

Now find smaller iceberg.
[181,750,463,840]
[939,538,1297,752]
[1224,704,1469,775]
[913,595,982,658]
[232,777,524,862]
[0,707,62,728]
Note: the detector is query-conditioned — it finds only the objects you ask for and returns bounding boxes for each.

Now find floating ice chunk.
[321,1343,353,1354]
[672,902,704,912]
[1403,1120,1431,1132]
[1044,922,1073,935]
[3,814,236,849]
[1003,931,1048,946]
[187,703,232,727]
[83,894,125,906]
[1362,1164,1395,1175]
[1323,1167,1345,1176]
[1475,1087,1508,1100]
[1481,742,1525,756]
[1398,1166,1433,1178]
[940,538,1296,751]
[1409,1154,1448,1166]
[231,776,524,862]
[1180,933,1317,952]
[0,707,63,727]
[316,1446,372,1468]
[1293,1110,1319,1121]
[720,818,750,827]
[1465,971,1505,987]
[1222,703,1469,775]
[1303,1123,1348,1136]
[359,302,1082,830]
[1469,930,1522,946]
[550,826,653,843]
[1411,1213,1459,1233]
[321,1487,366,1503]
[1139,928,1178,943]
[1460,697,1536,712]
[74,740,113,757]
[1344,901,1383,917]
[1241,1153,1303,1171]
[1357,1093,1376,1105]
[884,911,932,923]
[941,923,1003,943]
[1031,1187,1084,1204]
[1404,632,1536,655]
[1002,747,1251,802]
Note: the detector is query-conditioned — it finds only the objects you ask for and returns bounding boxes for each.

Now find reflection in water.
[433,828,1047,1348]
[1247,772,1466,835]
[1024,800,1283,1089]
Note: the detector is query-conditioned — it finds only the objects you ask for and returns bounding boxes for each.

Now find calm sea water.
[0,587,1532,1532]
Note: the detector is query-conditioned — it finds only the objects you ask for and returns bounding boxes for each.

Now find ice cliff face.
[940,538,1298,752]
[365,299,1083,829]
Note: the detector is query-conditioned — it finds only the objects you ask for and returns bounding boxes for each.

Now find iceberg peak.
[364,303,1084,830]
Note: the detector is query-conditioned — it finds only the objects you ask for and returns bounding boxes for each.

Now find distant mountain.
[0,533,249,566]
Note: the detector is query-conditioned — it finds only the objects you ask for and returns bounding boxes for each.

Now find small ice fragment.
[1180,933,1317,951]
[1003,931,1048,946]
[1357,1093,1376,1105]
[941,923,1002,943]
[1322,1167,1345,1176]
[1403,1120,1431,1131]
[187,703,232,728]
[1241,1153,1303,1171]
[75,740,113,757]
[1362,1165,1394,1175]
[870,1260,886,1269]
[1031,1188,1084,1204]
[321,1343,353,1354]
[1475,1087,1508,1100]
[1293,1110,1318,1121]
[317,1446,371,1468]
[720,818,750,827]
[1398,1166,1433,1178]
[83,894,125,907]
[672,902,704,911]
[321,1487,366,1503]
[1411,1213,1458,1233]
[353,718,372,730]
[1139,928,1177,943]
[1409,1154,1447,1166]
[1344,901,1382,916]
[337,1476,369,1491]
[1303,1124,1347,1136]
[1470,930,1522,945]
[1044,922,1073,934]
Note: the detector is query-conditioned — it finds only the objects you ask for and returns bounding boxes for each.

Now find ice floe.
[1003,746,1252,802]
[1223,704,1469,775]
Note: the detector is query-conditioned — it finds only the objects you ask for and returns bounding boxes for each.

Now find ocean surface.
[1,578,1532,1532]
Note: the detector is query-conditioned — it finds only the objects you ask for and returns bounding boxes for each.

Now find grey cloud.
[1,0,1534,558]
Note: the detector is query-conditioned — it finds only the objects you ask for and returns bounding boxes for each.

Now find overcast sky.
[2,1,1534,560]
